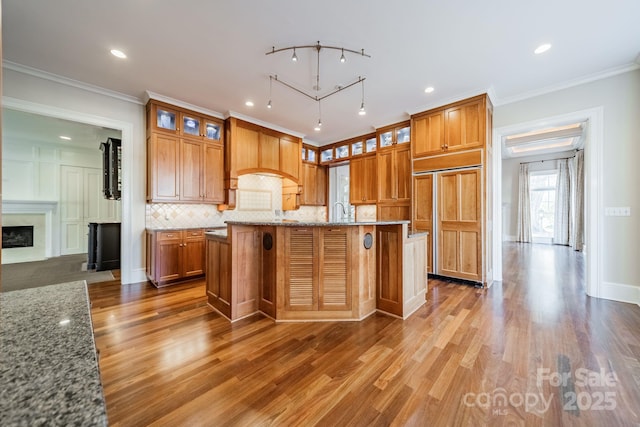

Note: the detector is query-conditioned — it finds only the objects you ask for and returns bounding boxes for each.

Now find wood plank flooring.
[88,243,640,426]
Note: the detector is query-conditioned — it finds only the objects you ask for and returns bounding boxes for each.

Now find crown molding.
[226,110,307,139]
[144,91,225,120]
[3,61,143,105]
[493,62,640,106]
[406,87,492,117]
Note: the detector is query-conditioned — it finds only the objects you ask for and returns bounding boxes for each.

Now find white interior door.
[61,166,121,255]
[60,166,84,255]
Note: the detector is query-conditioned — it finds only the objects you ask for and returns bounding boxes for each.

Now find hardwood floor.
[88,243,640,426]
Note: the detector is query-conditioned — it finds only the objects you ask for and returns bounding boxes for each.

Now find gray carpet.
[1,254,115,292]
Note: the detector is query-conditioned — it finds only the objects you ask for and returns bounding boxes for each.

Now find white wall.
[495,69,640,298]
[2,67,147,284]
[501,150,575,241]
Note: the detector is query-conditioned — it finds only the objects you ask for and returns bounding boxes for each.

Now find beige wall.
[495,69,640,292]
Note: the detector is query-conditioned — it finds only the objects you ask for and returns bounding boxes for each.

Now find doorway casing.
[2,96,137,284]
[492,106,604,298]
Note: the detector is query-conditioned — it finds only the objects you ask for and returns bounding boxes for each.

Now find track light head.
[340,49,346,63]
[292,48,298,62]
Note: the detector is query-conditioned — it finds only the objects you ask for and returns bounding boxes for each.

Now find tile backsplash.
[146,174,327,229]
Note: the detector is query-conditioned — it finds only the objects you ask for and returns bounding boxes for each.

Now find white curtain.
[554,159,571,245]
[516,163,532,242]
[571,151,585,251]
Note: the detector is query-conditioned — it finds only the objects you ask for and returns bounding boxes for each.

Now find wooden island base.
[206,221,427,322]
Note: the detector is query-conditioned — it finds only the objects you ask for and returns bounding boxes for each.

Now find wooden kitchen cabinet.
[146,229,205,287]
[412,109,445,158]
[146,100,225,203]
[147,133,180,202]
[283,227,352,312]
[377,145,410,203]
[226,117,302,179]
[411,95,485,158]
[301,163,326,206]
[350,154,377,204]
[412,174,433,273]
[437,168,482,282]
[207,226,275,321]
[410,93,492,287]
[377,144,411,221]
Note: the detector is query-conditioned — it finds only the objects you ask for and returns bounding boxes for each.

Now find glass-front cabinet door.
[204,120,222,142]
[335,144,349,160]
[351,140,363,156]
[379,131,393,148]
[181,113,202,137]
[307,148,317,163]
[155,106,178,133]
[320,148,334,163]
[365,137,377,153]
[396,126,410,144]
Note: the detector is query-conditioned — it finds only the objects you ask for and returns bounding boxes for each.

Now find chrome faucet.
[334,201,349,221]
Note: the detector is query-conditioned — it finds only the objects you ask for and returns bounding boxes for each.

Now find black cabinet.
[88,222,121,271]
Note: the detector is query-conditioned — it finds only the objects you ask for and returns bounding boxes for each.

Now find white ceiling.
[2,0,640,145]
[2,109,120,150]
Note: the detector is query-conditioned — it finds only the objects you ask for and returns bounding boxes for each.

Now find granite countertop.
[146,226,226,231]
[0,281,108,426]
[224,220,410,226]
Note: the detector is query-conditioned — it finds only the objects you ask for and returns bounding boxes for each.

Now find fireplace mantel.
[2,200,59,259]
[2,200,58,214]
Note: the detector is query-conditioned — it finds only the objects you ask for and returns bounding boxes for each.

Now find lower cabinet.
[376,225,428,318]
[206,237,231,318]
[146,229,205,287]
[206,225,275,321]
[205,223,426,322]
[283,227,352,313]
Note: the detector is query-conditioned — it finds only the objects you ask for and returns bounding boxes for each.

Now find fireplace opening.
[2,226,35,249]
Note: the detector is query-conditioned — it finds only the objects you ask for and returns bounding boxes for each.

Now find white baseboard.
[597,282,640,305]
[122,268,147,285]
[503,235,517,242]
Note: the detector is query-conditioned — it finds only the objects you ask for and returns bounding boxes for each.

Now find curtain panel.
[516,163,532,242]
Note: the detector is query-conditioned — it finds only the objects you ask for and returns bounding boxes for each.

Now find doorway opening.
[328,164,353,222]
[529,170,558,243]
[492,107,603,297]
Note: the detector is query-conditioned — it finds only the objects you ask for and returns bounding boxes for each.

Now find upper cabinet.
[225,118,301,181]
[146,100,225,204]
[224,117,302,209]
[377,121,411,151]
[412,95,485,158]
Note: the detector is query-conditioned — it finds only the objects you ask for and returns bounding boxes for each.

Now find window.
[529,171,557,241]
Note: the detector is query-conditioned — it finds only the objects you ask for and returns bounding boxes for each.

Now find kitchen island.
[205,221,427,322]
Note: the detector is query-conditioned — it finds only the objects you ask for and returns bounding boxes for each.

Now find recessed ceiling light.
[110,49,127,59]
[245,101,254,107]
[59,319,71,325]
[59,136,72,141]
[534,43,551,55]
[424,86,435,94]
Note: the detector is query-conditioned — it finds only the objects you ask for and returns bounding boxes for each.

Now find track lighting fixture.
[359,79,366,116]
[266,41,371,129]
[267,76,273,109]
[314,101,322,131]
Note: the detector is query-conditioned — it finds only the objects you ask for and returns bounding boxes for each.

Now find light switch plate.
[605,207,631,216]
